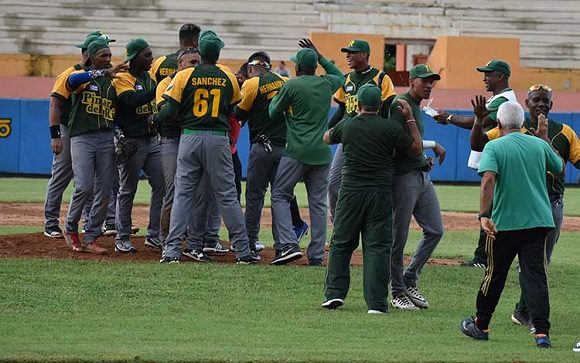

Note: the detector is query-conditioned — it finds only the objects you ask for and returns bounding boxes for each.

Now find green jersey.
[151,52,178,82]
[235,72,288,146]
[478,132,562,231]
[67,72,116,137]
[51,63,84,127]
[113,71,158,138]
[334,68,396,118]
[389,92,429,174]
[163,63,241,131]
[329,114,412,191]
[269,57,344,165]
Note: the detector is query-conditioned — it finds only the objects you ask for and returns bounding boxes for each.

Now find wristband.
[88,69,106,79]
[477,212,491,221]
[422,140,436,149]
[49,125,61,139]
[406,119,416,124]
[445,114,453,124]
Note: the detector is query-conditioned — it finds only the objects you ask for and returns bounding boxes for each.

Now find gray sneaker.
[144,236,163,250]
[202,241,229,254]
[391,294,420,311]
[115,240,137,253]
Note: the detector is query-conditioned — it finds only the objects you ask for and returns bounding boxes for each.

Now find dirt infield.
[1,202,579,266]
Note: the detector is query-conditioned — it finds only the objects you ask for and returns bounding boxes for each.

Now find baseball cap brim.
[416,72,441,80]
[340,47,363,53]
[476,66,493,73]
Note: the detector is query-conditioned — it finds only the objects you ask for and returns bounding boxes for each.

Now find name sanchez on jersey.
[191,77,227,87]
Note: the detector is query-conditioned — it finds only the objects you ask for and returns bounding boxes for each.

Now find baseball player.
[327,40,397,221]
[321,85,423,313]
[157,48,200,247]
[151,24,201,83]
[44,31,115,238]
[470,84,580,331]
[234,51,309,254]
[390,65,446,310]
[268,41,345,266]
[434,60,516,268]
[62,39,127,253]
[154,30,259,264]
[460,101,563,349]
[113,38,165,253]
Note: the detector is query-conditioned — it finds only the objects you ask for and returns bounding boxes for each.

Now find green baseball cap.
[409,64,441,80]
[341,40,370,53]
[76,30,116,49]
[198,31,225,58]
[125,38,150,62]
[85,39,110,66]
[357,84,382,108]
[476,60,511,76]
[289,48,318,69]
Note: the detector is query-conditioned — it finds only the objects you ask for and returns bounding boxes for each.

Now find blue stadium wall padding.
[0,99,22,173]
[1,98,579,185]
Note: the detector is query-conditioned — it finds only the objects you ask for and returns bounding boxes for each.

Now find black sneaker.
[511,304,530,326]
[44,225,63,238]
[144,236,163,250]
[270,244,303,265]
[182,249,213,262]
[236,251,261,265]
[460,260,487,268]
[460,317,489,341]
[159,256,179,264]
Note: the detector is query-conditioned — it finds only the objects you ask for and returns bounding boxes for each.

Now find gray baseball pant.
[44,124,91,229]
[271,156,330,264]
[164,133,250,259]
[116,136,165,241]
[245,144,284,246]
[327,143,343,222]
[391,170,444,296]
[65,131,115,242]
[85,169,118,229]
[187,172,222,251]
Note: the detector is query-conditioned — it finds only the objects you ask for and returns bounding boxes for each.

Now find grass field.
[0,178,579,362]
[1,177,580,215]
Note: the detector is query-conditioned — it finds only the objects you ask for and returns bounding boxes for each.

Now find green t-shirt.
[163,63,241,131]
[478,132,562,231]
[113,71,158,138]
[269,58,344,165]
[329,114,412,191]
[67,73,116,137]
[235,72,287,146]
[389,92,428,174]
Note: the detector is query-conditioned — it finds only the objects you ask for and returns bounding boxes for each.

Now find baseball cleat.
[44,225,63,238]
[460,317,489,341]
[321,298,344,310]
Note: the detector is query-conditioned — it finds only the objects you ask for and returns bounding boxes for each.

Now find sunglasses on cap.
[177,47,199,59]
[248,60,271,69]
[528,84,553,94]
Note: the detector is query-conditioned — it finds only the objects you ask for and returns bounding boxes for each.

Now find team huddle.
[44,24,580,349]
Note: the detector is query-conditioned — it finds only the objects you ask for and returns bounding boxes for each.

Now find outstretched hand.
[471,95,489,120]
[298,38,321,60]
[530,113,549,141]
[105,63,129,78]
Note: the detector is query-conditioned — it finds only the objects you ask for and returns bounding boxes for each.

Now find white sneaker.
[406,286,429,309]
[367,309,388,314]
[573,341,580,352]
[321,298,344,310]
[391,294,420,311]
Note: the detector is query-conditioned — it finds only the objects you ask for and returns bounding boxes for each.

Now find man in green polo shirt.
[435,60,516,268]
[154,30,259,264]
[268,42,344,266]
[321,84,423,313]
[470,84,580,331]
[390,64,446,311]
[460,101,563,349]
